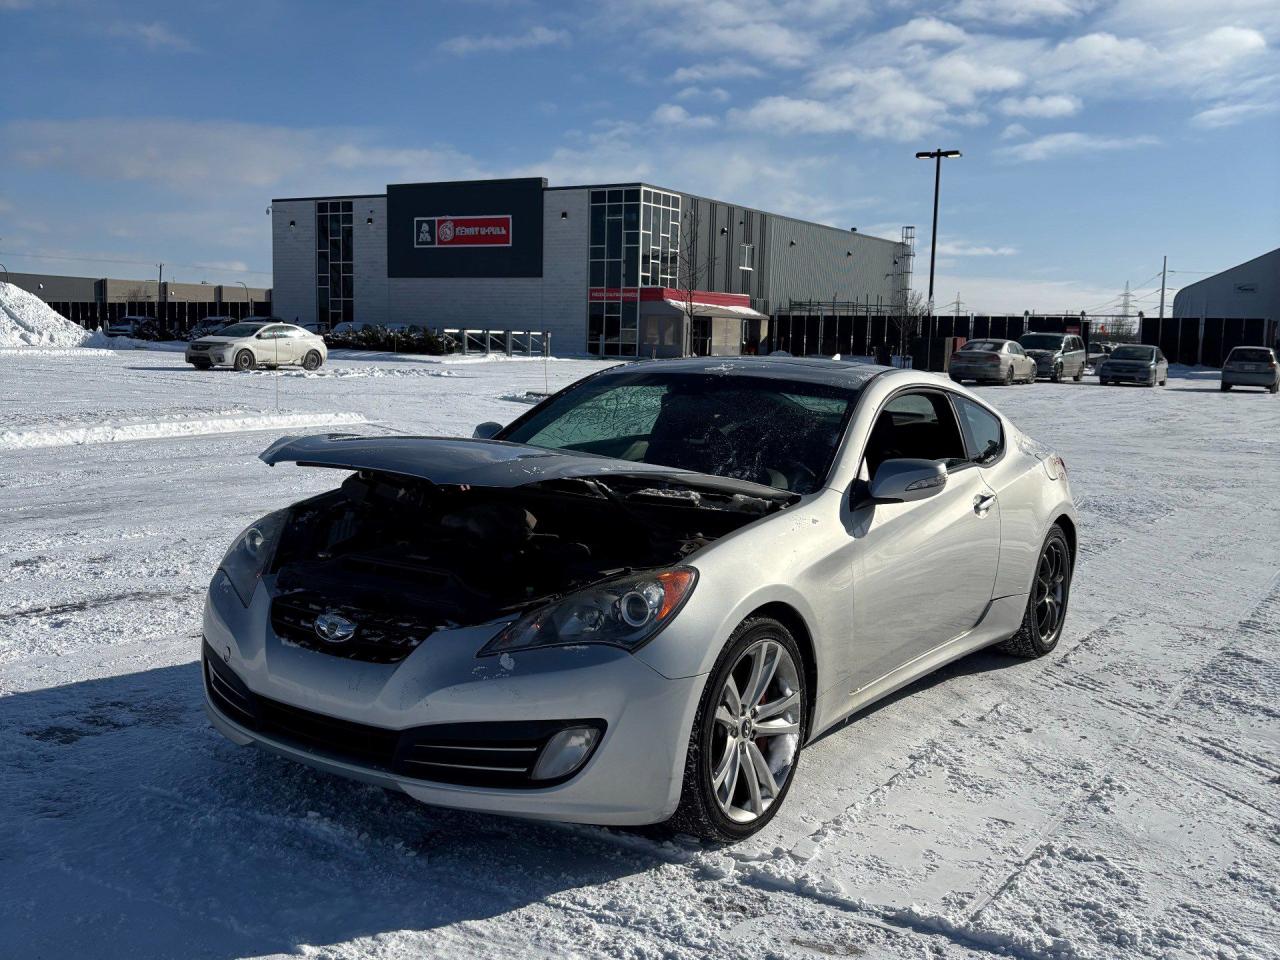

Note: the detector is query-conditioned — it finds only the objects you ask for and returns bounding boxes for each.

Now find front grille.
[190,343,210,352]
[202,644,604,788]
[271,591,436,664]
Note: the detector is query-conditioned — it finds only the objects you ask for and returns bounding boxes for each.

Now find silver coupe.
[202,358,1077,841]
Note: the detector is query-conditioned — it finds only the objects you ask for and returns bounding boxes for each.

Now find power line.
[0,249,271,278]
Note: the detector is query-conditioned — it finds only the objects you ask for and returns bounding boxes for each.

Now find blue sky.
[1,0,1276,313]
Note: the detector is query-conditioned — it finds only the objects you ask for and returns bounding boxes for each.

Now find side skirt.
[812,593,1027,740]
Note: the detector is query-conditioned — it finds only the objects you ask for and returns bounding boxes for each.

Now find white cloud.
[933,272,1124,314]
[675,85,730,102]
[947,0,1095,24]
[108,21,194,52]
[4,119,488,191]
[1000,131,1159,162]
[671,61,765,83]
[650,103,718,128]
[937,241,1019,256]
[439,25,568,55]
[1190,100,1278,128]
[999,94,1081,117]
[626,0,870,66]
[1001,122,1030,139]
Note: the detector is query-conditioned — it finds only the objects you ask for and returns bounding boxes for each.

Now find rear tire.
[1003,366,1014,386]
[669,617,807,843]
[1073,366,1083,382]
[1221,383,1231,392]
[997,525,1072,659]
[303,350,323,371]
[234,350,255,372]
[1270,382,1279,395]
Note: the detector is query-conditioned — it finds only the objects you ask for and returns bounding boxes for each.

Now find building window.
[738,242,755,272]
[316,200,353,326]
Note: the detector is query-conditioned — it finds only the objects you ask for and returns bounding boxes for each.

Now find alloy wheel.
[1034,538,1068,642]
[709,638,802,824]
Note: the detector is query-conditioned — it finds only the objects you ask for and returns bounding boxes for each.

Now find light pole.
[236,280,252,319]
[915,148,962,338]
[0,262,8,285]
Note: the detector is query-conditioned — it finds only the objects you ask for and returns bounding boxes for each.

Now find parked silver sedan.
[1097,344,1168,387]
[185,321,328,371]
[949,339,1038,385]
[1220,346,1279,394]
[202,358,1077,841]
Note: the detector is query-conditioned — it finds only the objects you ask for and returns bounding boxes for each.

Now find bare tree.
[889,290,928,358]
[674,207,717,357]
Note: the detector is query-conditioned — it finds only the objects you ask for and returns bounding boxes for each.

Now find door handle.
[974,494,996,516]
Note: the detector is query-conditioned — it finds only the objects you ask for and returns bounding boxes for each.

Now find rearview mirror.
[473,421,503,440]
[868,458,947,504]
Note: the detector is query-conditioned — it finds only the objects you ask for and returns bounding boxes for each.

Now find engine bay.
[267,470,783,661]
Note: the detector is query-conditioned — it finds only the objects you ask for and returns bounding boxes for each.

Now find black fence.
[46,300,274,334]
[768,313,1099,356]
[1140,316,1276,367]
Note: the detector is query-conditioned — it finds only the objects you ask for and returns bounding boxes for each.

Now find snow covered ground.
[1,350,1277,960]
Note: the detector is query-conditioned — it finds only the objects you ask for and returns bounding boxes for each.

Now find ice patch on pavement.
[0,282,92,348]
[250,365,461,380]
[0,411,368,450]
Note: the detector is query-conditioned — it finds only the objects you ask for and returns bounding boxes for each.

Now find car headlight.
[480,567,697,657]
[218,509,288,606]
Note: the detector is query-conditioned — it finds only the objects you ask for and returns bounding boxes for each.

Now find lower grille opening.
[202,644,604,788]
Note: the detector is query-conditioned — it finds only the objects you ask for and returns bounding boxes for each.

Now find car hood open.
[259,433,797,505]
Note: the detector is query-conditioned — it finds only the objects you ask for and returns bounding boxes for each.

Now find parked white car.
[185,321,327,371]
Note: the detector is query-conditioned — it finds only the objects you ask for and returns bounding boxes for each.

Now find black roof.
[596,355,892,388]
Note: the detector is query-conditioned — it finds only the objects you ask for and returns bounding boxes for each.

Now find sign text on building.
[414,215,513,248]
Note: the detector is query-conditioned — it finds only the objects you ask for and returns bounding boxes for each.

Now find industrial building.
[1172,247,1279,325]
[271,177,911,357]
[1142,247,1280,365]
[1,271,272,330]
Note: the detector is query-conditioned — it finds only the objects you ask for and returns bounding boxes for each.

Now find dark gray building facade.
[271,177,910,357]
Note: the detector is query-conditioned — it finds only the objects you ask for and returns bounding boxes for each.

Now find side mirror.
[868,458,947,504]
[473,421,503,440]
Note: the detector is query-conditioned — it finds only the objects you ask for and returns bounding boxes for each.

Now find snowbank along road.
[2,350,1277,960]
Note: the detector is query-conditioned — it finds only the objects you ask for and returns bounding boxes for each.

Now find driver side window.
[863,392,967,478]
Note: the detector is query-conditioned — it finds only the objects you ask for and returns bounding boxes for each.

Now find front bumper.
[1100,366,1155,383]
[201,575,704,825]
[186,348,228,365]
[1222,370,1278,387]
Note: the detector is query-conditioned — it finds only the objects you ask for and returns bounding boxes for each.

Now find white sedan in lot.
[185,321,327,371]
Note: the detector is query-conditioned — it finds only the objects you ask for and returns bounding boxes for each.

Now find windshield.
[1110,345,1155,361]
[212,323,267,338]
[499,371,861,494]
[1020,334,1066,350]
[960,340,1004,352]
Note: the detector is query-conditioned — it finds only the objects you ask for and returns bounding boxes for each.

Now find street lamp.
[236,280,252,319]
[915,148,962,331]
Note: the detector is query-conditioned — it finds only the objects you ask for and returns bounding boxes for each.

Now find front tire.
[302,350,323,371]
[998,525,1072,658]
[1221,383,1231,392]
[670,618,807,842]
[233,349,256,372]
[1050,364,1062,383]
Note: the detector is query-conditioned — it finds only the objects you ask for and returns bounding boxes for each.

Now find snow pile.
[0,410,368,450]
[0,282,92,348]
